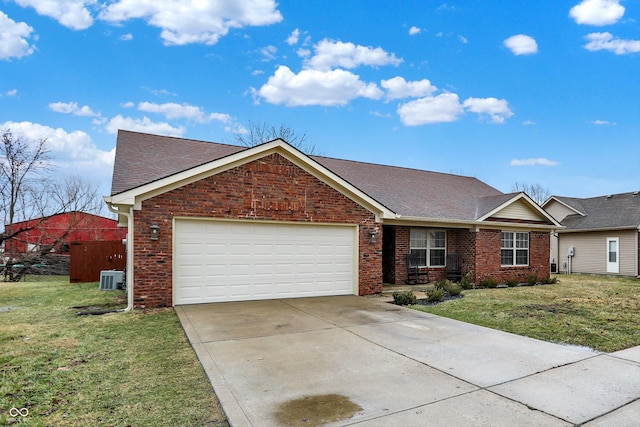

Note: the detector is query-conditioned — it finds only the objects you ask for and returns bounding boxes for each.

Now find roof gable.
[107,132,392,218]
[476,193,559,225]
[548,192,640,231]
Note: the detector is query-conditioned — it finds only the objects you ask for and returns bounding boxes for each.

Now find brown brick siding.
[133,153,382,308]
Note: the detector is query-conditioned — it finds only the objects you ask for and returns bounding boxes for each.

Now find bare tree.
[1,129,51,258]
[1,129,104,280]
[233,120,320,155]
[511,182,551,205]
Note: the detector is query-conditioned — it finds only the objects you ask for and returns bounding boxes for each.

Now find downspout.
[106,203,134,312]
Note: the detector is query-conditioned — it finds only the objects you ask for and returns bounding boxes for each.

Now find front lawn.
[411,274,640,352]
[0,276,227,426]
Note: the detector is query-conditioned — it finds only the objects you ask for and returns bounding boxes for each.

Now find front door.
[606,237,619,274]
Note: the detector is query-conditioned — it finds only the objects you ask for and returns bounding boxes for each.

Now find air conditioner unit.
[100,270,124,291]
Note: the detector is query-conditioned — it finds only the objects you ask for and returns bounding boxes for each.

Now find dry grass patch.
[0,276,227,426]
[410,274,640,352]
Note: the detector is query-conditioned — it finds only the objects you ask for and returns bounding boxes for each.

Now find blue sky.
[1,0,639,201]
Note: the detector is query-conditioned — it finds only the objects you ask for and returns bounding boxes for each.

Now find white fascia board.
[386,215,563,231]
[106,139,393,220]
[557,225,638,234]
[476,193,562,227]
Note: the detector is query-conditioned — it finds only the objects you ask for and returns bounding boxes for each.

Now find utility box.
[567,246,575,257]
[99,270,124,291]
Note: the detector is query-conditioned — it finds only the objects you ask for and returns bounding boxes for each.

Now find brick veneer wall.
[391,226,550,286]
[473,229,550,284]
[133,153,382,308]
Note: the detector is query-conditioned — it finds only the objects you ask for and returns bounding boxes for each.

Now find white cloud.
[98,0,283,45]
[304,39,403,71]
[121,101,135,108]
[258,65,383,106]
[369,111,392,118]
[397,93,464,125]
[462,97,514,124]
[522,120,536,125]
[0,11,35,60]
[503,34,538,55]
[458,35,468,44]
[381,76,437,101]
[137,102,231,123]
[397,94,514,126]
[105,115,185,136]
[15,0,96,30]
[1,120,114,172]
[260,45,277,60]
[225,123,248,135]
[297,48,311,58]
[209,112,233,123]
[510,158,559,166]
[409,26,421,35]
[569,0,625,26]
[120,33,133,41]
[592,119,616,125]
[583,32,640,54]
[287,28,300,45]
[49,101,98,117]
[146,87,177,97]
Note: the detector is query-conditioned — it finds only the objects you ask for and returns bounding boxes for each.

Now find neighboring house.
[105,130,561,308]
[543,192,640,277]
[2,212,127,255]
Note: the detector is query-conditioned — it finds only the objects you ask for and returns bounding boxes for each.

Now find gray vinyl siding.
[492,199,545,222]
[557,229,638,276]
[544,200,578,223]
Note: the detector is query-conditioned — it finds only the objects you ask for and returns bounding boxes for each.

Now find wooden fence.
[70,240,126,283]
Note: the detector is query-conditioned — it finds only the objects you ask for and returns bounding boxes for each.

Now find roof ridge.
[312,154,481,180]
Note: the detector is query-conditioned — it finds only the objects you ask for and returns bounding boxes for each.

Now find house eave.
[557,225,640,234]
[383,216,561,230]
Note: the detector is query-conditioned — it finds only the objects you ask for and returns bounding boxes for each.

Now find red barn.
[3,212,127,255]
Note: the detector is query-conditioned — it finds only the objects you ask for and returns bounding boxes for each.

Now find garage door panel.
[174,220,356,304]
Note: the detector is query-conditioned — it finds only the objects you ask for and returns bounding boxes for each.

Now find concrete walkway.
[176,296,640,427]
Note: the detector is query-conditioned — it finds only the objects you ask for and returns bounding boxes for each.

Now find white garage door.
[173,219,357,305]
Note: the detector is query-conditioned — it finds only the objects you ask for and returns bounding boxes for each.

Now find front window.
[410,229,446,267]
[501,231,529,266]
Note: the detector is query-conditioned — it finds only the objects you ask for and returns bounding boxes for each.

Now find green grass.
[411,274,640,353]
[0,276,228,426]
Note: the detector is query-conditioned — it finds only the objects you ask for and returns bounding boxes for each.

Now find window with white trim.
[501,231,529,266]
[410,229,446,267]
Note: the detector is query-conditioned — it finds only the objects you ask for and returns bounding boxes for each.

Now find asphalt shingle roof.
[110,130,244,195]
[312,157,502,220]
[111,130,506,221]
[553,193,640,230]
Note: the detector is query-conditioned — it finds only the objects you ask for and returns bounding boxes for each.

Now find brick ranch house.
[105,130,561,309]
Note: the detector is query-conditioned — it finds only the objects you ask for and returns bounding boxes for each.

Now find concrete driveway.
[176,296,640,427]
